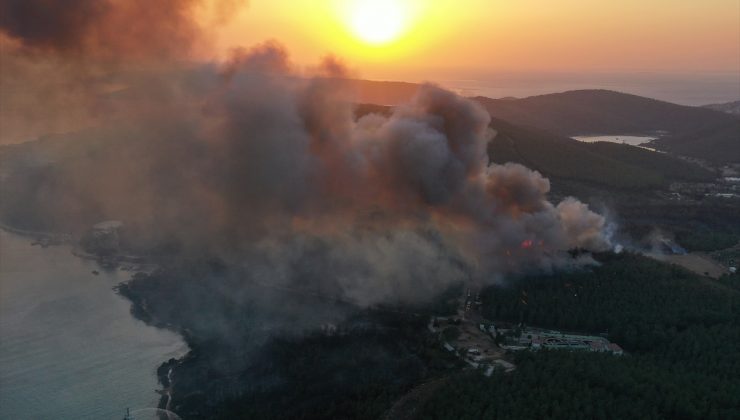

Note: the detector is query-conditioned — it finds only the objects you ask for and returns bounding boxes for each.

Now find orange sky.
[205,0,740,81]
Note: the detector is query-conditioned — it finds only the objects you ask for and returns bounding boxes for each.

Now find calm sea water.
[434,71,740,106]
[0,229,187,419]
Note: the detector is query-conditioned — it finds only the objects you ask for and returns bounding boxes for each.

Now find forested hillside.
[417,254,740,419]
[474,90,735,137]
[474,89,740,163]
[355,104,715,190]
[420,345,740,420]
[650,119,740,163]
[487,117,714,190]
[476,90,740,163]
[481,252,738,351]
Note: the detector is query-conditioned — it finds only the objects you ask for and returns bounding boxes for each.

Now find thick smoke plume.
[210,45,611,305]
[1,1,611,305]
[2,36,611,306]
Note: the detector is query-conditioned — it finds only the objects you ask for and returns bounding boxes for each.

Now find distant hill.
[354,103,715,190]
[703,100,740,116]
[472,89,734,136]
[351,81,739,163]
[474,90,740,163]
[486,117,715,190]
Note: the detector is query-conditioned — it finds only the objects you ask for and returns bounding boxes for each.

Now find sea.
[432,71,740,106]
[0,229,187,419]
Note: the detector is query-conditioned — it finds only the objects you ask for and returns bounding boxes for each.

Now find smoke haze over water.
[0,3,611,306]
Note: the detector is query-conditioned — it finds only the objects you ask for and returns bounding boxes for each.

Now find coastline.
[0,223,191,415]
[0,222,74,244]
[115,281,191,415]
[115,276,193,413]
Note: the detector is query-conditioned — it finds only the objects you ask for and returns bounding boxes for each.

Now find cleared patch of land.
[649,252,729,278]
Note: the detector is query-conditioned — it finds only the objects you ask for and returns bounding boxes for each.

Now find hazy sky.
[208,0,740,81]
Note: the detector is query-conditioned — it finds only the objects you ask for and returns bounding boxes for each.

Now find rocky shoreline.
[115,275,193,413]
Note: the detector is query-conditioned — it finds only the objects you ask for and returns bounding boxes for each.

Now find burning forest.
[1,34,612,305]
[3,2,739,419]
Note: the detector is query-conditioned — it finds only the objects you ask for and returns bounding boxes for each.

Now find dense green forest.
[213,325,460,420]
[418,254,740,419]
[487,117,714,190]
[121,253,740,419]
[419,344,740,420]
[674,229,740,252]
[481,253,738,351]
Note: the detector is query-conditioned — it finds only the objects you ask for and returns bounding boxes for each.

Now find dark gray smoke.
[0,0,246,58]
[2,39,612,306]
[0,0,247,144]
[0,0,611,305]
[0,0,112,53]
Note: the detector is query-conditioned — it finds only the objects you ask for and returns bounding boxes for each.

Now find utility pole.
[123,408,135,420]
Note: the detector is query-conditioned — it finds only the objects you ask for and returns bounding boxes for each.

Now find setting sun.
[349,0,407,45]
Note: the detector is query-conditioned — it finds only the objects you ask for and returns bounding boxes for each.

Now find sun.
[350,0,407,45]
